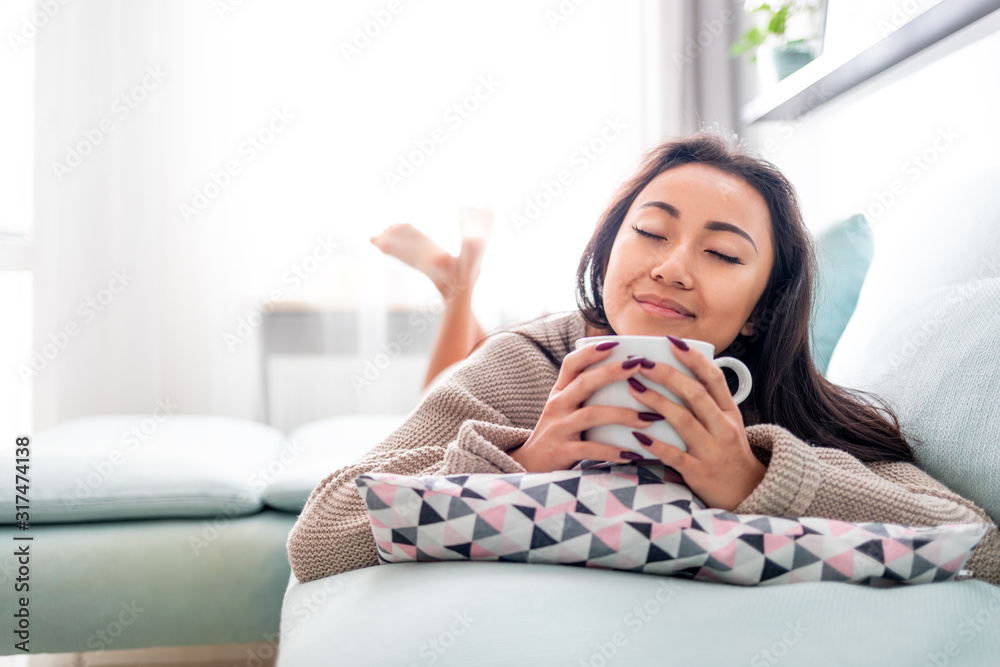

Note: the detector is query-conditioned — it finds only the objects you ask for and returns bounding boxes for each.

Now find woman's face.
[599,162,775,353]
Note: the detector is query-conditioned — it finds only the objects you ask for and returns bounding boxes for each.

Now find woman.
[288,130,999,585]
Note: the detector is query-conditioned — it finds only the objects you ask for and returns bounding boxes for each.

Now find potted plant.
[730,1,825,83]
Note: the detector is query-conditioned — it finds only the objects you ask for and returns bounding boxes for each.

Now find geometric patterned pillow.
[355,460,986,587]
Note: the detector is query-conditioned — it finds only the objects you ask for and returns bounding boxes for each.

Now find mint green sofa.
[273,167,1000,665]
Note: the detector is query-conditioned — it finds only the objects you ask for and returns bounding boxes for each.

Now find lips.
[633,294,694,317]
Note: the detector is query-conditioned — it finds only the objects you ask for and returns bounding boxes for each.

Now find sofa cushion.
[0,414,286,524]
[262,413,407,513]
[810,213,874,376]
[0,511,295,654]
[277,560,1000,667]
[827,278,1000,524]
[355,460,985,586]
[827,165,1000,525]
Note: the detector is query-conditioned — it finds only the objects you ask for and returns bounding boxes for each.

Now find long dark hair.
[467,130,914,464]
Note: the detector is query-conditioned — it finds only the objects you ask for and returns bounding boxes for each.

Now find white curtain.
[29,0,678,431]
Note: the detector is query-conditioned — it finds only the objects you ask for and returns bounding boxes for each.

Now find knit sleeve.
[286,332,557,584]
[734,423,1000,587]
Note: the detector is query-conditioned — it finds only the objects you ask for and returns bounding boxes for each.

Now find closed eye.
[629,223,743,265]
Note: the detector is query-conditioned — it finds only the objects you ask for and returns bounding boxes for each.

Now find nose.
[648,244,695,288]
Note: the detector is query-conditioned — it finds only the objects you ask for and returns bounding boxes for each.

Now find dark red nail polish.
[666,335,689,351]
[619,450,643,461]
[622,357,645,369]
[595,341,619,351]
[639,359,655,368]
[632,431,653,446]
[628,377,646,392]
[638,412,663,421]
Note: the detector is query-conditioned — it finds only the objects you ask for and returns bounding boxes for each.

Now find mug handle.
[713,357,752,405]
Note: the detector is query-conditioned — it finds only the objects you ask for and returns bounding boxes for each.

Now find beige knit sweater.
[287,310,1000,586]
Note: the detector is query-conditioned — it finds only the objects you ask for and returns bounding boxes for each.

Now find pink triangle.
[763,534,794,555]
[369,514,389,529]
[370,483,399,507]
[710,538,738,568]
[939,553,967,573]
[651,517,691,540]
[490,478,519,500]
[826,549,855,577]
[882,538,913,564]
[593,523,623,551]
[711,515,742,536]
[444,523,469,545]
[602,493,634,518]
[469,542,497,559]
[535,500,576,522]
[395,543,417,560]
[826,519,856,537]
[479,504,507,532]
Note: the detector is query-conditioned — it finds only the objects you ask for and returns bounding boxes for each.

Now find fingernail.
[619,450,643,461]
[632,431,653,446]
[639,359,655,368]
[638,412,663,421]
[666,335,689,351]
[622,357,645,369]
[627,377,646,392]
[595,341,619,351]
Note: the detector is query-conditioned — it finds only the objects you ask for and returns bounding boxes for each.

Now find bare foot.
[370,223,455,295]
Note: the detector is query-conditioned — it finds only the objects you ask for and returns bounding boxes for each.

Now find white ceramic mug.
[574,335,753,459]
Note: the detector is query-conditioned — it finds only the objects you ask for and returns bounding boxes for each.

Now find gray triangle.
[792,543,822,570]
[363,491,390,510]
[909,552,937,578]
[676,532,706,560]
[521,484,549,506]
[561,514,591,542]
[446,496,475,520]
[588,535,617,560]
[821,561,850,582]
[744,516,772,532]
[610,486,636,509]
[637,504,663,522]
[472,516,500,540]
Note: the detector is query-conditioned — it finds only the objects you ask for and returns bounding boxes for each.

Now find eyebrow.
[639,201,758,255]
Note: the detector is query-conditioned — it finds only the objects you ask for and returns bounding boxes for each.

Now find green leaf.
[768,6,789,35]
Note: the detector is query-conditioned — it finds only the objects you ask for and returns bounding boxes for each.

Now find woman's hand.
[627,336,767,512]
[510,341,659,473]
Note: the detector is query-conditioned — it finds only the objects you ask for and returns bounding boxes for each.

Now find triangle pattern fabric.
[353,465,986,587]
